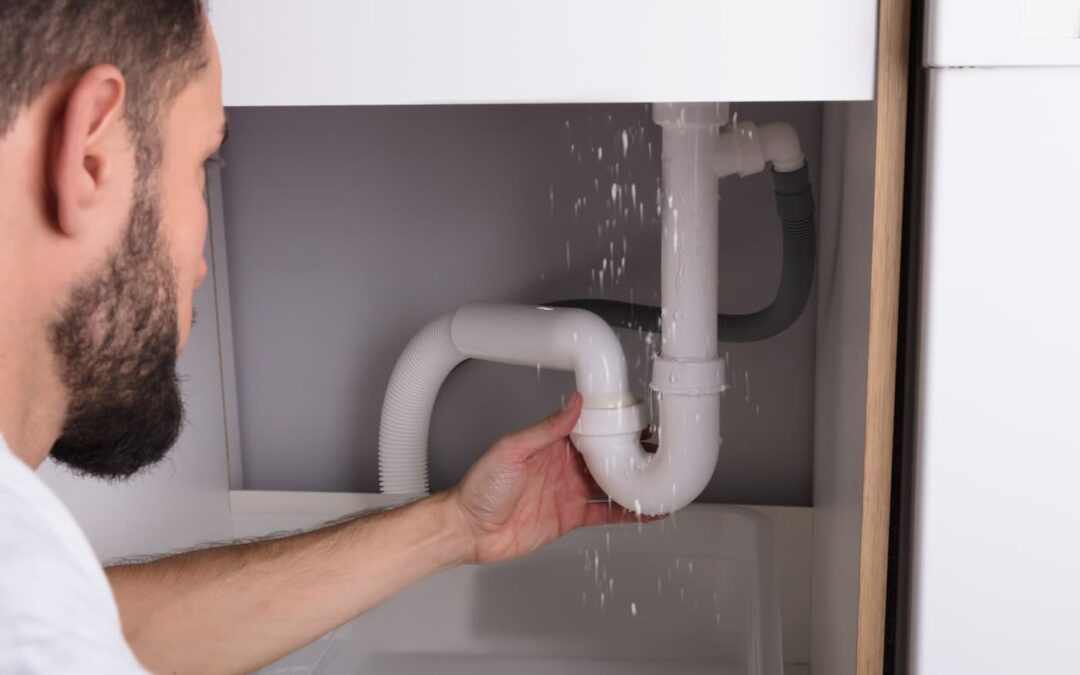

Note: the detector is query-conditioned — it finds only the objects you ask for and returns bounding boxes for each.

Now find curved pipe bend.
[378,303,718,515]
[715,120,806,178]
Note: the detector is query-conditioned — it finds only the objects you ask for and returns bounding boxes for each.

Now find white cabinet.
[910,66,1080,675]
[927,0,1080,66]
[208,0,879,106]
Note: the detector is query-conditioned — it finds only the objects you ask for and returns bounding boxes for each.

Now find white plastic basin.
[257,505,783,675]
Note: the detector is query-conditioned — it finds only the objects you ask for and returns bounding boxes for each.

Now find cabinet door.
[911,66,1080,674]
[927,0,1080,66]
[209,0,877,106]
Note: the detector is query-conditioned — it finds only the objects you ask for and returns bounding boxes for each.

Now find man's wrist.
[417,491,477,569]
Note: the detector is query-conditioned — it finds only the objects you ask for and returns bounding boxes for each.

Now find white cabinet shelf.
[209,0,879,106]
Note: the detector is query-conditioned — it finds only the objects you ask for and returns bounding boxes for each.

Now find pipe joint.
[715,120,806,179]
[715,120,766,178]
[575,402,648,437]
[650,356,727,396]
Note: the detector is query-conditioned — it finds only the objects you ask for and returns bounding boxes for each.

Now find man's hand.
[447,392,648,565]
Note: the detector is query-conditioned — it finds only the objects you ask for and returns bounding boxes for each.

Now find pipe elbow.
[572,393,720,516]
[715,120,805,178]
[758,122,805,173]
[552,309,635,409]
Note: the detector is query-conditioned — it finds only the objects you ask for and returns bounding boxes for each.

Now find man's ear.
[50,65,128,237]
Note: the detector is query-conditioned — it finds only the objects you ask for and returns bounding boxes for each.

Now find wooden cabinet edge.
[857,0,912,673]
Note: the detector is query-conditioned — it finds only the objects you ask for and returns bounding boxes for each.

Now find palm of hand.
[450,394,646,566]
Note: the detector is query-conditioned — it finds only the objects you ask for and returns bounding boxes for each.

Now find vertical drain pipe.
[570,104,728,514]
[638,102,727,509]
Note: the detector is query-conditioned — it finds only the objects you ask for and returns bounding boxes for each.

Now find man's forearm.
[106,492,473,675]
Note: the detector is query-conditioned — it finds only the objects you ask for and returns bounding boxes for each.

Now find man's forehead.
[166,29,224,145]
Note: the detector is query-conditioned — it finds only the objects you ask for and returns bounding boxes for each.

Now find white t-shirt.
[0,435,148,673]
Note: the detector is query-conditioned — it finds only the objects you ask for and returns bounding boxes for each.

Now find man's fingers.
[504,392,582,456]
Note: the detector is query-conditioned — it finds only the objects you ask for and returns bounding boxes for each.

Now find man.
[0,2,643,672]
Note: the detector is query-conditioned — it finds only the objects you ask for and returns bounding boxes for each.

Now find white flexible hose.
[378,313,466,494]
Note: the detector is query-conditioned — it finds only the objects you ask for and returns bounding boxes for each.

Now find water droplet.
[630,602,638,617]
[621,130,629,157]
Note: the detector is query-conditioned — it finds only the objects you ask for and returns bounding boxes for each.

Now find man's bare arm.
[106,492,470,674]
[105,394,648,675]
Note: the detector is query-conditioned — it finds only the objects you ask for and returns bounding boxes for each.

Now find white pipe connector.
[715,120,805,179]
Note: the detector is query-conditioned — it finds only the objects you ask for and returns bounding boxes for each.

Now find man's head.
[0,1,226,477]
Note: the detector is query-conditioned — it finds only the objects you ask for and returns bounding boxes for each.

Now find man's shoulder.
[0,435,114,624]
[0,439,148,674]
[0,438,95,563]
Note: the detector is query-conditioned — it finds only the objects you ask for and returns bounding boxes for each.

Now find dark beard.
[47,177,185,480]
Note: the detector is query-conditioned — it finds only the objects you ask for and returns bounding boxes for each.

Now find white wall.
[218,102,823,505]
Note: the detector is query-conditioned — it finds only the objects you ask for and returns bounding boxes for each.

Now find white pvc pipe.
[572,393,720,516]
[378,302,723,515]
[714,120,806,178]
[378,304,645,496]
[449,304,636,409]
[657,111,720,360]
[380,103,740,515]
[758,122,805,173]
